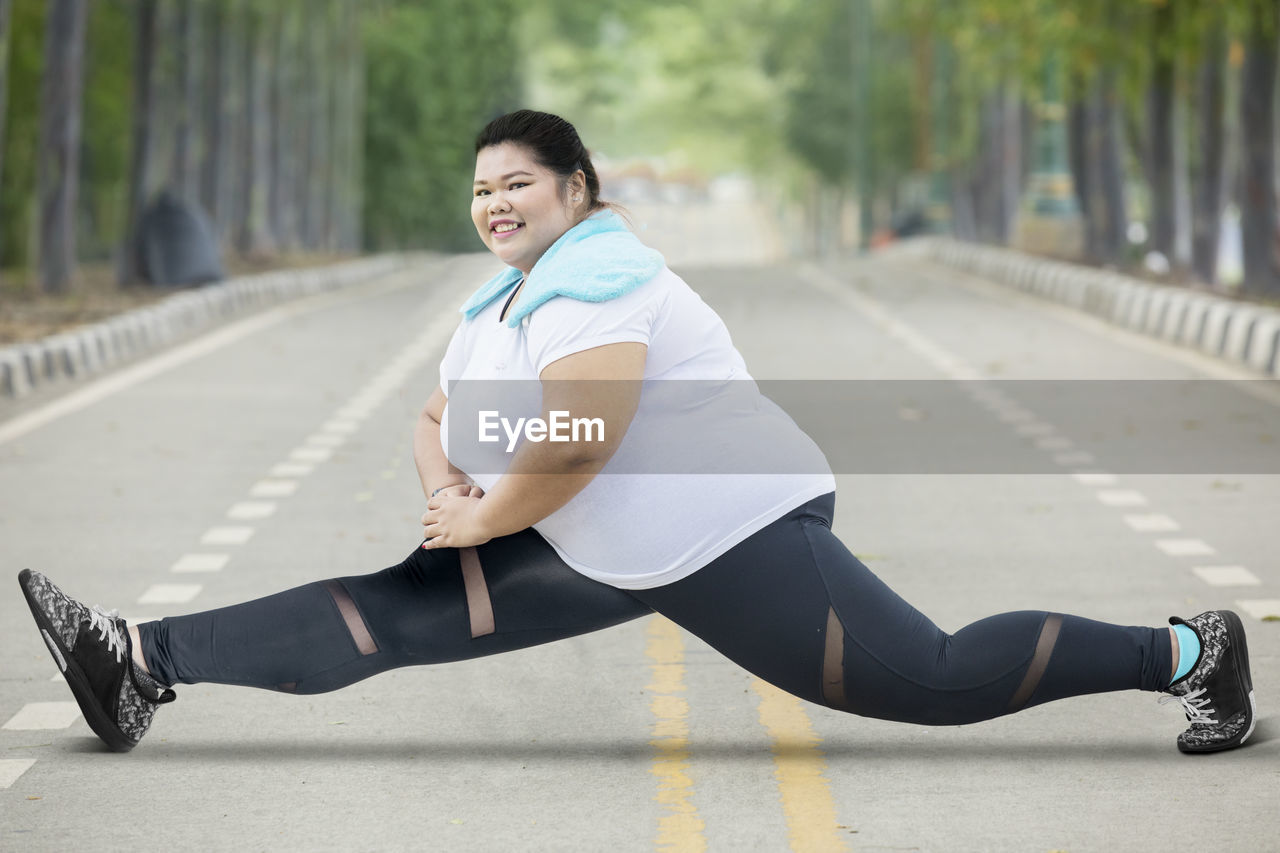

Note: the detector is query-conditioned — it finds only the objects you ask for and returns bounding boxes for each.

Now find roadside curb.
[0,255,422,400]
[895,237,1280,379]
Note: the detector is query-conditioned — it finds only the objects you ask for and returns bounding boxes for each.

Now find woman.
[19,110,1255,756]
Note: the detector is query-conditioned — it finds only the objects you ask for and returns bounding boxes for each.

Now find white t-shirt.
[438,266,835,589]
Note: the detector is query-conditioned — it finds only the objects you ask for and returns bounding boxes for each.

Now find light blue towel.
[460,209,665,327]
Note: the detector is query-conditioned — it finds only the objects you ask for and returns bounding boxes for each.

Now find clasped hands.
[421,484,490,550]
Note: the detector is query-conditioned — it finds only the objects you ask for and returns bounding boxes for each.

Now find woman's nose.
[487,193,511,213]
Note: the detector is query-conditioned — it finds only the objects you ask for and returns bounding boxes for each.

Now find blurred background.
[0,0,1276,341]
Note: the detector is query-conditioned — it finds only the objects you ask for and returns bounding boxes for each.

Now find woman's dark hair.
[475,110,610,214]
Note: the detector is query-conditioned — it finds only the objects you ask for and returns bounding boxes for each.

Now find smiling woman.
[18,111,1257,760]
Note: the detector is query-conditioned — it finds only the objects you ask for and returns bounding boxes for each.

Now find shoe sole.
[1178,609,1256,755]
[18,569,136,752]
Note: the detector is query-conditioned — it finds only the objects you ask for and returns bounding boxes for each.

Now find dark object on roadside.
[891,209,926,239]
[138,191,224,286]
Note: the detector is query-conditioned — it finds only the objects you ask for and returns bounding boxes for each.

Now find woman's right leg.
[138,530,653,694]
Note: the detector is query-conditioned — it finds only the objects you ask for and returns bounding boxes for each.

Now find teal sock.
[1171,624,1200,683]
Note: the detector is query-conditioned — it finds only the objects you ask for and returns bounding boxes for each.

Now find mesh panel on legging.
[137,529,652,694]
[631,493,1172,726]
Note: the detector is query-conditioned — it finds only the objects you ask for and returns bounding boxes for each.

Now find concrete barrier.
[0,254,417,400]
[912,238,1280,378]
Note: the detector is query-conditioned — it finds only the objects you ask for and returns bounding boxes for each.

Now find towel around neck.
[460,209,665,327]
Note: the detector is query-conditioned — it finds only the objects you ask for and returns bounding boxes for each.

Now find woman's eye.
[509,182,527,190]
[474,189,489,197]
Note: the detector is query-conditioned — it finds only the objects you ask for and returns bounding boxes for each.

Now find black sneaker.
[18,569,174,752]
[1160,610,1256,754]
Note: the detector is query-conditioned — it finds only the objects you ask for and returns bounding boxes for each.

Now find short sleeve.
[525,283,662,376]
[437,321,469,396]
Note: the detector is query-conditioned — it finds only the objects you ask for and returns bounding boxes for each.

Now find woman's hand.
[421,492,492,550]
[430,484,485,500]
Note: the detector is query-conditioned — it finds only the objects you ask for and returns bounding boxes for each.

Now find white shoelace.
[87,605,125,664]
[1159,687,1218,726]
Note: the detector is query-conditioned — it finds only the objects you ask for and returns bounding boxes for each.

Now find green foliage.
[80,0,133,261]
[0,0,44,271]
[361,0,521,251]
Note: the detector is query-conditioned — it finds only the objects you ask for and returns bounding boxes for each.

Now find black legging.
[139,493,1172,725]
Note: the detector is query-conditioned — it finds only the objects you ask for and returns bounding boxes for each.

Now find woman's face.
[472,143,585,274]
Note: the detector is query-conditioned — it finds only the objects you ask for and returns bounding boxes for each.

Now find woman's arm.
[413,385,480,500]
[421,341,646,549]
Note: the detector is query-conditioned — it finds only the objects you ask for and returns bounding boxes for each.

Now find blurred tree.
[118,0,157,285]
[0,1,43,274]
[0,0,11,224]
[167,0,201,203]
[1190,19,1226,285]
[362,0,520,251]
[36,0,88,292]
[1239,0,1278,297]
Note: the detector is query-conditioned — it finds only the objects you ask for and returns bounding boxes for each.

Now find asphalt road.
[1,228,1277,852]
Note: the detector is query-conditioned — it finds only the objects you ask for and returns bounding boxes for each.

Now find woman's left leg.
[630,493,1174,727]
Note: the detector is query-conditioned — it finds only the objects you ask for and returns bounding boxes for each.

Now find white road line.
[1035,436,1075,450]
[321,420,360,434]
[1155,538,1216,556]
[0,759,38,789]
[0,305,316,448]
[1192,566,1261,586]
[270,462,314,477]
[290,447,332,463]
[1235,599,1280,620]
[1097,490,1149,507]
[3,702,80,730]
[1073,472,1118,485]
[170,553,230,573]
[200,526,254,545]
[137,584,203,605]
[1015,422,1056,436]
[250,479,298,498]
[1123,514,1181,532]
[336,406,370,421]
[227,501,277,520]
[306,433,347,448]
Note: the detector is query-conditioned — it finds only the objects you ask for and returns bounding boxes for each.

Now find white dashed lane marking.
[3,702,80,730]
[0,759,38,789]
[1122,514,1181,532]
[250,479,298,498]
[306,433,347,448]
[1096,490,1149,507]
[170,553,230,573]
[226,501,277,520]
[1193,566,1261,587]
[137,584,203,605]
[1155,539,1216,557]
[200,526,255,545]
[290,447,332,463]
[1073,472,1117,486]
[1054,452,1096,465]
[1236,599,1280,620]
[321,419,360,434]
[270,462,314,477]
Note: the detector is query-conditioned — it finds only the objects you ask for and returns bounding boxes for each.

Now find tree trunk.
[1239,0,1279,298]
[221,0,244,245]
[1083,69,1129,265]
[36,0,88,293]
[347,0,364,251]
[236,4,272,255]
[119,0,158,286]
[1067,92,1094,258]
[1147,1,1176,263]
[267,6,288,251]
[0,0,13,207]
[169,0,200,202]
[1191,21,1226,285]
[200,0,225,231]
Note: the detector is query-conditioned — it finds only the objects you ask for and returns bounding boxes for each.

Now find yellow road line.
[751,678,847,853]
[645,616,707,853]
